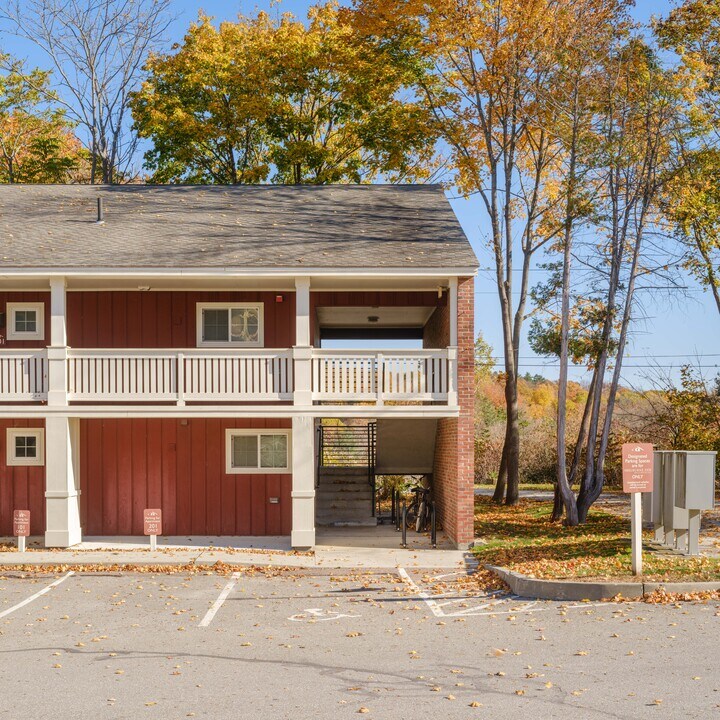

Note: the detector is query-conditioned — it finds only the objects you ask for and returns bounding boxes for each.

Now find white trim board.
[0,266,478,278]
[0,405,461,420]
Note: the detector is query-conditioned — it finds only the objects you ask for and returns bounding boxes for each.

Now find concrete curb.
[488,565,720,601]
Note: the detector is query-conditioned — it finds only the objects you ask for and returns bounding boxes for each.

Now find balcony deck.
[0,347,457,412]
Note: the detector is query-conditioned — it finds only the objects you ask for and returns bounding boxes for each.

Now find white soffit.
[316,306,435,328]
[0,274,457,292]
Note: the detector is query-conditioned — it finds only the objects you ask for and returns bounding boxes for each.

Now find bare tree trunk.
[695,229,720,315]
[556,96,580,526]
[578,207,647,521]
[492,441,508,503]
[569,371,596,485]
[554,371,596,522]
[499,291,521,506]
[504,389,521,506]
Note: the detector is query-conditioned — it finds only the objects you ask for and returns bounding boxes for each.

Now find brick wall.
[424,278,475,546]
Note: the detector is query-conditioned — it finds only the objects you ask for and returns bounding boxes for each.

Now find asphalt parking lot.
[1,568,719,720]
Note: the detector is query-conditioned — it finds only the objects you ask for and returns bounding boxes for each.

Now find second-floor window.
[6,302,44,341]
[196,302,264,347]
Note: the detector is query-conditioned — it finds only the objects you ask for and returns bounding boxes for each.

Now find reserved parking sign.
[143,509,162,536]
[622,443,654,493]
[13,510,30,537]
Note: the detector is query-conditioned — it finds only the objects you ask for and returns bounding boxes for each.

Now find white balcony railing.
[66,349,294,403]
[0,351,48,401]
[0,348,455,406]
[311,349,452,403]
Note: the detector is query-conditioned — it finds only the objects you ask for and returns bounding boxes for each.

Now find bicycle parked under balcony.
[405,476,433,533]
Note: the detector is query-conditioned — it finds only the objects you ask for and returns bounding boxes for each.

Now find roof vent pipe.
[97,197,105,224]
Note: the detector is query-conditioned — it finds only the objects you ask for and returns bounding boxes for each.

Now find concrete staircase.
[316,467,376,527]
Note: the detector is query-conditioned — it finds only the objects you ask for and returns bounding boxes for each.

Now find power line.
[487,353,720,360]
[489,362,720,369]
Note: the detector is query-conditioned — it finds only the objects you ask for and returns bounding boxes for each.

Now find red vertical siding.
[80,418,293,536]
[0,419,45,535]
[0,293,51,349]
[66,291,296,348]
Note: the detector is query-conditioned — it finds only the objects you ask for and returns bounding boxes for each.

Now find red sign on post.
[143,509,162,536]
[622,443,654,493]
[13,510,30,537]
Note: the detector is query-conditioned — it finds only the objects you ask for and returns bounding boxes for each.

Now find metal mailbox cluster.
[643,451,716,555]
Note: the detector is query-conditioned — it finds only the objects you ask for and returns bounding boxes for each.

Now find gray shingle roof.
[0,184,478,271]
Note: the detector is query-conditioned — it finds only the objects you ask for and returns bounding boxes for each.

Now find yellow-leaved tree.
[131,2,438,184]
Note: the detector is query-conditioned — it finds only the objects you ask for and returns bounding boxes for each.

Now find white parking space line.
[399,567,543,617]
[198,572,241,628]
[289,608,361,622]
[397,567,444,617]
[0,572,75,620]
[398,568,636,617]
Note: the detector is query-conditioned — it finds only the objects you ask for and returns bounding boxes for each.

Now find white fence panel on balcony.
[67,349,294,403]
[382,353,449,400]
[312,353,377,401]
[68,350,178,401]
[0,351,48,401]
[182,349,293,401]
[312,350,449,403]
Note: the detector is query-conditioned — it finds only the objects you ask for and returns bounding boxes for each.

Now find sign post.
[143,509,162,551]
[622,443,654,576]
[13,510,30,552]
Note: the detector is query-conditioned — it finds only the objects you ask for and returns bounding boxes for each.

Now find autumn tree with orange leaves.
[0,58,87,183]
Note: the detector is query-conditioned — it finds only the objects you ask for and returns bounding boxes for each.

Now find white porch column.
[291,415,315,548]
[47,277,69,407]
[45,416,82,547]
[293,276,312,406]
[447,277,459,407]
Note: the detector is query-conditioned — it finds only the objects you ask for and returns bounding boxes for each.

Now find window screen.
[230,307,260,343]
[260,434,288,469]
[232,434,258,469]
[202,308,229,342]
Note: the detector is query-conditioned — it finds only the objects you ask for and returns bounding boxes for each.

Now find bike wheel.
[415,501,427,533]
[405,500,419,529]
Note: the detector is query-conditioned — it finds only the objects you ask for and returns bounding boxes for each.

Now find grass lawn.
[474,482,624,493]
[472,496,720,583]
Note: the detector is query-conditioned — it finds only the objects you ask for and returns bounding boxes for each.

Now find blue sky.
[4,0,718,388]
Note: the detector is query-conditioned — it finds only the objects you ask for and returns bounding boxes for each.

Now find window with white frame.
[6,302,44,341]
[6,428,44,466]
[197,303,264,347]
[225,429,290,473]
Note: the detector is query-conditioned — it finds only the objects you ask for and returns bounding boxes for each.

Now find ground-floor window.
[6,428,44,466]
[225,429,290,473]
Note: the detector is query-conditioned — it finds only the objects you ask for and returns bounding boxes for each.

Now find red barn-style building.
[0,185,478,549]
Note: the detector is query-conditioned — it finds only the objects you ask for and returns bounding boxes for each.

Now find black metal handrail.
[317,423,377,516]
